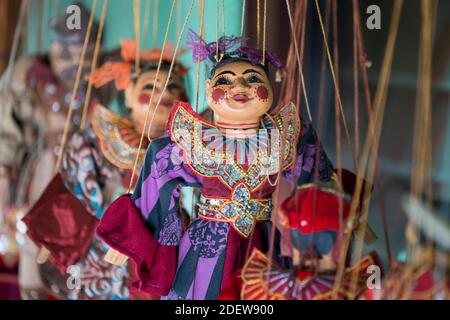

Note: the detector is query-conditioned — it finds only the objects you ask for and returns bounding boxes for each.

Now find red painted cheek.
[211,88,226,103]
[138,93,150,105]
[256,86,269,100]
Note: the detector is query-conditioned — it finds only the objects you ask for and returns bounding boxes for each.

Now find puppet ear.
[124,84,134,109]
[205,79,212,105]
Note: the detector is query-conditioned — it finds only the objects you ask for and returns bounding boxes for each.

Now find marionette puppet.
[21,40,188,300]
[219,170,381,300]
[95,29,335,300]
[0,4,99,299]
[362,196,450,300]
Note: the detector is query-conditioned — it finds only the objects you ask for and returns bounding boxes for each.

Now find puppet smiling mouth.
[231,94,252,103]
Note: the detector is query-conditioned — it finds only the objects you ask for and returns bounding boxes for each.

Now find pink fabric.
[96,194,177,296]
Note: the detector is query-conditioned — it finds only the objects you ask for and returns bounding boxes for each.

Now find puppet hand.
[36,247,50,264]
[104,248,128,266]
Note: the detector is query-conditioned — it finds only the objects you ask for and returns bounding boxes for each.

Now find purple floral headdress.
[186,29,283,70]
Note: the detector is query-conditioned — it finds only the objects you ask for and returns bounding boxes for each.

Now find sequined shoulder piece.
[90,103,146,171]
[168,101,301,191]
[270,102,301,170]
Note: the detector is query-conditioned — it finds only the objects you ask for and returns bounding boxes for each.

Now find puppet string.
[146,0,197,145]
[127,0,179,193]
[295,0,307,109]
[331,0,404,298]
[257,0,261,48]
[215,0,219,60]
[191,0,205,299]
[353,0,393,268]
[262,0,267,65]
[2,0,28,91]
[352,0,360,158]
[314,0,357,170]
[54,0,98,174]
[134,0,141,75]
[330,0,346,279]
[404,0,436,296]
[81,0,108,131]
[240,0,246,37]
[286,0,312,122]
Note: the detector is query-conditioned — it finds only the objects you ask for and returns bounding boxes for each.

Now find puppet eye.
[167,83,181,92]
[143,83,155,91]
[214,76,232,86]
[247,75,263,84]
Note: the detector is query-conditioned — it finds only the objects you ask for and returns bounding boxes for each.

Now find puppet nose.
[234,77,251,89]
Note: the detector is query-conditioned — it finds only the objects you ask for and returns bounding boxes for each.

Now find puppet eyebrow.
[243,69,263,75]
[215,70,236,78]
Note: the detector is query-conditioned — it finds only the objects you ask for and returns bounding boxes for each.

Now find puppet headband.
[87,39,188,90]
[186,29,282,70]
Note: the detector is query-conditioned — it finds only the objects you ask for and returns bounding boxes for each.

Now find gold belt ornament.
[197,183,272,238]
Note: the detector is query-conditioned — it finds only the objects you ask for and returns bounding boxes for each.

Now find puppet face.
[49,40,94,87]
[291,230,340,272]
[125,68,185,138]
[206,61,273,128]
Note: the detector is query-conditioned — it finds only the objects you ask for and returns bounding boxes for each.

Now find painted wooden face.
[49,40,94,86]
[206,60,273,125]
[125,69,185,138]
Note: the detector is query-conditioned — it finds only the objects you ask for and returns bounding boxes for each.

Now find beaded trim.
[91,104,146,170]
[169,102,301,191]
[197,183,272,237]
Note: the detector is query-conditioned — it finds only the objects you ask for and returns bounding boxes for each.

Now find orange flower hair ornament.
[87,39,188,90]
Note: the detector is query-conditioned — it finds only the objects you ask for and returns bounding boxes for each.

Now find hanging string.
[215,0,219,60]
[127,0,177,193]
[330,0,346,276]
[314,0,357,170]
[240,0,246,37]
[330,0,404,298]
[191,0,205,299]
[152,0,159,48]
[106,0,196,265]
[53,0,98,174]
[134,0,141,75]
[295,0,308,109]
[406,0,436,294]
[2,0,29,91]
[80,0,108,131]
[222,0,225,39]
[195,0,206,112]
[353,0,393,268]
[347,0,404,297]
[257,0,261,48]
[262,0,267,65]
[215,0,220,62]
[311,0,331,274]
[128,0,196,192]
[352,0,360,158]
[285,0,313,122]
[143,0,151,48]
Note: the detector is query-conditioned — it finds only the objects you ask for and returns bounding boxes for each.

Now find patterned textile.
[90,103,148,171]
[219,248,377,300]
